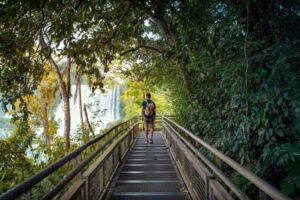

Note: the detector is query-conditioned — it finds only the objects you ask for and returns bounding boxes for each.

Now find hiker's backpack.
[145,101,155,116]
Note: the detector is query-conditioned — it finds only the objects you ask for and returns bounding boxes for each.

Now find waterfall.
[110,87,115,122]
[0,111,12,139]
[54,85,122,137]
[116,86,120,119]
[114,87,117,120]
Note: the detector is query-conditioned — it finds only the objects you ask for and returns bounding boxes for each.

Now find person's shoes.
[144,140,148,144]
[150,140,153,144]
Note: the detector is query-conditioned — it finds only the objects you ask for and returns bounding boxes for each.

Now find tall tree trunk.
[62,96,71,150]
[40,32,71,151]
[177,53,192,99]
[149,8,192,98]
[76,69,84,131]
[66,55,71,97]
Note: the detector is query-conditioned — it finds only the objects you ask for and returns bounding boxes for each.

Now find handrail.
[163,121,250,200]
[0,118,137,200]
[61,120,140,200]
[41,122,135,200]
[162,116,292,200]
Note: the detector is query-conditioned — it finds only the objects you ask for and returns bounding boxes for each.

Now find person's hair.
[146,92,151,98]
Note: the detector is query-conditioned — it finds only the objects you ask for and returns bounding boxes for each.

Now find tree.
[74,66,84,133]
[0,116,35,193]
[39,33,72,151]
[26,67,58,155]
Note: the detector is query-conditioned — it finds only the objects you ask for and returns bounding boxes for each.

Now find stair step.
[122,165,174,171]
[112,182,185,193]
[125,159,172,164]
[131,150,168,153]
[110,192,188,200]
[127,155,170,160]
[118,172,178,180]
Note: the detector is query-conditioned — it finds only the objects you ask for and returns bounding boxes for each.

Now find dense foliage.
[141,0,300,198]
[0,0,299,199]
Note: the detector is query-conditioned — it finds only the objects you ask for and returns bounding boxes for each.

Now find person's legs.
[144,120,149,143]
[149,120,154,143]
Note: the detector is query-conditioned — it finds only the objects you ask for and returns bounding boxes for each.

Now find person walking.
[141,92,156,144]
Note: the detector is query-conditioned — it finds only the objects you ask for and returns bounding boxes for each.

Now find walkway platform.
[108,132,190,200]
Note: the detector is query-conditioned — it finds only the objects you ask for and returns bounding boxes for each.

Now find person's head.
[146,92,151,99]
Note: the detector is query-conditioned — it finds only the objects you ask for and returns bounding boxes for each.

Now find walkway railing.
[61,119,139,200]
[0,117,139,200]
[161,116,291,200]
[0,116,292,200]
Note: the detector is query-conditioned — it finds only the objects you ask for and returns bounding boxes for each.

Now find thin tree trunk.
[66,55,71,97]
[50,59,70,151]
[83,104,95,136]
[40,32,71,151]
[76,70,84,130]
[63,97,71,150]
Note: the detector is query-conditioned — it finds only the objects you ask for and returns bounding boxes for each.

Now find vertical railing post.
[131,126,134,144]
[73,154,82,180]
[24,189,31,200]
[110,153,114,181]
[205,176,214,200]
[118,142,122,162]
[259,189,268,200]
[83,176,89,200]
[129,128,131,148]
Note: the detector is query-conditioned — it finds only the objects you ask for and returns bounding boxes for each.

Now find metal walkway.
[108,132,189,200]
[0,116,292,200]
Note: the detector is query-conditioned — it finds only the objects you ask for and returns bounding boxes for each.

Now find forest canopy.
[0,0,300,199]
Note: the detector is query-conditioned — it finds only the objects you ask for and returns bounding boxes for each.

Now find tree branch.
[9,0,47,37]
[101,1,131,45]
[147,1,177,47]
[120,45,162,56]
[9,10,27,37]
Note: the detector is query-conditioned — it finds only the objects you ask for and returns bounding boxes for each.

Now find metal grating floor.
[108,132,189,200]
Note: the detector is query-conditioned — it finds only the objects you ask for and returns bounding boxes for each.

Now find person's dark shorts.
[144,118,154,128]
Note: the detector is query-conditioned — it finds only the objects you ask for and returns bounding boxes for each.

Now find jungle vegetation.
[0,0,299,199]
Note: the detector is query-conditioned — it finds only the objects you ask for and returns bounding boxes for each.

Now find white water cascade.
[54,85,122,136]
